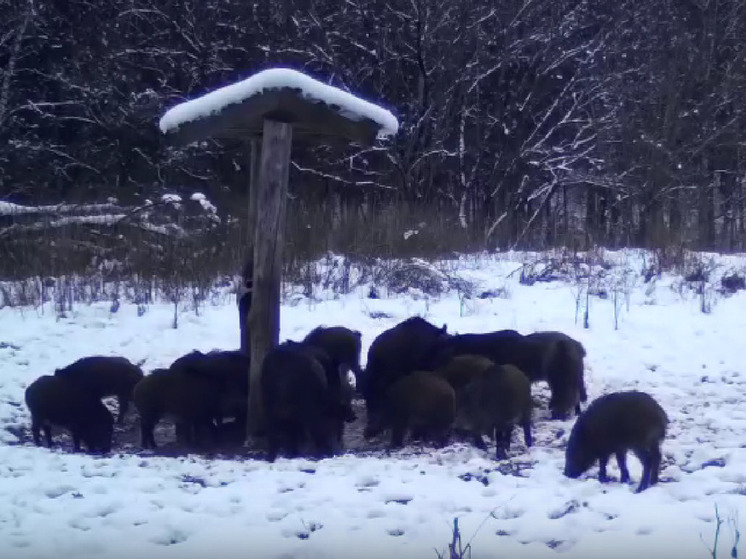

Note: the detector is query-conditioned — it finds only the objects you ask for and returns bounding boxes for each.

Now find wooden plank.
[246,119,293,439]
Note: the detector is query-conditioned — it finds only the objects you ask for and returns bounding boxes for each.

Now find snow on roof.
[158,68,399,139]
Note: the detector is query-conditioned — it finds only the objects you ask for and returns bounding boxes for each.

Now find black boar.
[260,342,345,462]
[434,354,495,392]
[281,339,357,442]
[364,370,455,449]
[302,325,364,385]
[521,331,587,419]
[425,330,523,370]
[162,368,225,447]
[134,351,251,450]
[54,356,145,424]
[132,368,178,449]
[169,349,250,427]
[133,366,220,449]
[455,364,533,459]
[362,316,449,415]
[429,329,587,420]
[563,390,668,493]
[25,375,114,453]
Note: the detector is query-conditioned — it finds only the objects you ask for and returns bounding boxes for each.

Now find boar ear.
[440,324,448,334]
[354,330,362,337]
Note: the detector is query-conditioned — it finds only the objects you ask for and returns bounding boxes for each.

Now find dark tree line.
[1,0,745,264]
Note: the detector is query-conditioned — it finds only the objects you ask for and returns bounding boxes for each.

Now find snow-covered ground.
[1,250,745,559]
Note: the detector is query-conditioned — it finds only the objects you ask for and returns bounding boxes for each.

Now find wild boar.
[132,368,178,449]
[362,316,449,414]
[521,331,587,419]
[563,390,668,493]
[169,349,250,427]
[302,325,364,385]
[429,329,587,420]
[260,342,345,462]
[54,355,145,424]
[281,339,357,442]
[25,375,114,453]
[455,364,533,459]
[364,370,455,449]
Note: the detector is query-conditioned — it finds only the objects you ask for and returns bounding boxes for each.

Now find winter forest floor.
[1,249,746,559]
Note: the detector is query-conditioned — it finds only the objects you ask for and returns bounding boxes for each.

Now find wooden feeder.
[158,68,398,439]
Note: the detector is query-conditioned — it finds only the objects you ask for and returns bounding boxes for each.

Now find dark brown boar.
[162,368,225,447]
[25,375,114,453]
[54,355,145,424]
[363,370,455,449]
[520,331,587,419]
[132,368,177,449]
[134,350,251,450]
[260,342,345,462]
[429,329,587,420]
[362,316,449,419]
[169,349,250,427]
[563,390,668,493]
[302,326,364,385]
[280,339,357,443]
[455,364,533,459]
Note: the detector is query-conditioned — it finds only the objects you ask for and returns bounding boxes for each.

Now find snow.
[1,250,746,559]
[161,194,182,204]
[159,68,399,139]
[189,192,217,214]
[0,201,124,217]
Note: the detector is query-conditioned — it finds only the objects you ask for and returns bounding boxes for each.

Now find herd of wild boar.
[23,316,669,493]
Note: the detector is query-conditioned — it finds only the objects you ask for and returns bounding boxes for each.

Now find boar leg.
[433,426,451,449]
[389,422,406,449]
[42,424,53,447]
[309,421,337,459]
[649,445,662,486]
[598,453,611,482]
[285,422,305,458]
[494,426,509,460]
[202,418,220,446]
[579,378,588,403]
[615,451,630,483]
[31,416,42,446]
[472,430,488,451]
[521,415,533,448]
[265,437,279,463]
[264,420,285,462]
[409,426,427,442]
[634,448,653,493]
[116,394,129,425]
[140,421,155,449]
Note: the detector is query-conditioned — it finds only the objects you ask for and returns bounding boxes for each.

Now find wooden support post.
[246,119,293,438]
[239,140,260,354]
